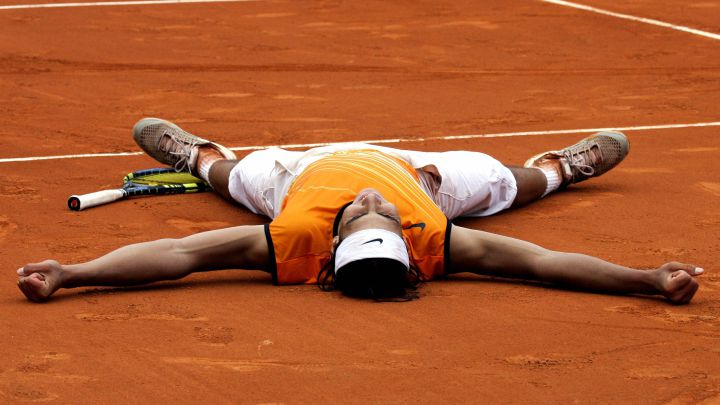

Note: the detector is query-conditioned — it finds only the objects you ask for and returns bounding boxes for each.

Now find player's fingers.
[664,271,694,304]
[665,262,704,277]
[675,279,700,305]
[685,281,699,302]
[17,276,39,302]
[17,273,48,303]
[17,265,39,276]
[17,261,52,276]
[691,267,705,276]
[17,277,31,299]
[671,266,704,277]
[670,269,691,284]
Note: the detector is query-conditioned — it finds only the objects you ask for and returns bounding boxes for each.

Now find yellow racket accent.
[124,171,204,185]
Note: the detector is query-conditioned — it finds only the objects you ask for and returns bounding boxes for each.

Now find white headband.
[334,228,410,273]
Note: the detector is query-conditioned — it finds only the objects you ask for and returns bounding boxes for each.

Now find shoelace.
[562,142,600,180]
[160,131,201,173]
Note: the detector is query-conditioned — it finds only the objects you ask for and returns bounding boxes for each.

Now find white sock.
[538,166,562,197]
[196,149,223,185]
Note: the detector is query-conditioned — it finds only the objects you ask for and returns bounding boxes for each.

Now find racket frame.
[68,168,210,211]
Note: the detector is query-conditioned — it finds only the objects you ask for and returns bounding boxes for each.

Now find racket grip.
[68,190,125,211]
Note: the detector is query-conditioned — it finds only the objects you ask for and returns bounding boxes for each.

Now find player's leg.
[507,131,630,208]
[508,166,546,208]
[132,118,241,203]
[133,117,236,176]
[425,151,519,219]
[523,131,629,197]
[206,158,239,201]
[132,118,295,218]
[429,131,629,219]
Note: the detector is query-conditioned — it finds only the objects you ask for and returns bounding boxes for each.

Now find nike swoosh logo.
[362,238,384,246]
[404,222,426,231]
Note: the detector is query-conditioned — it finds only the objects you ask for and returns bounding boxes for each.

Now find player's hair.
[317,203,421,301]
[317,256,421,302]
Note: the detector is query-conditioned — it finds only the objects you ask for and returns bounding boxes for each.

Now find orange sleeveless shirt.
[266,149,451,285]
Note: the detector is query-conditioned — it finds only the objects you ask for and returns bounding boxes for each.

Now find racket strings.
[129,172,205,186]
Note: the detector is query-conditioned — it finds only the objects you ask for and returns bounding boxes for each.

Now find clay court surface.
[1,0,720,402]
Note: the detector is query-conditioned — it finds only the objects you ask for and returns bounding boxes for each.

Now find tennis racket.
[68,168,210,211]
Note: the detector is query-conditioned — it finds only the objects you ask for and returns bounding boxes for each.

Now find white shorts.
[228,143,517,221]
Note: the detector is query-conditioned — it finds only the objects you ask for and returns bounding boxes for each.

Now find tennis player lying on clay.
[16,118,704,303]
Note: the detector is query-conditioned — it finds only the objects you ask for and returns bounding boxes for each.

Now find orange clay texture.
[1,0,719,402]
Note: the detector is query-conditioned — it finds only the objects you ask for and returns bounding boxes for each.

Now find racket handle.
[68,189,125,211]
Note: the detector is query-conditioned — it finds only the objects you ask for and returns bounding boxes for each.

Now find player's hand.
[16,260,64,303]
[655,262,704,304]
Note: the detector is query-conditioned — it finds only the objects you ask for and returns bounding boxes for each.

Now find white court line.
[541,0,720,41]
[0,0,254,11]
[2,121,719,163]
[1,151,144,163]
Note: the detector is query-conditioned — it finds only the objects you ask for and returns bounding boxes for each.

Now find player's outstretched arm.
[16,225,269,302]
[449,226,703,304]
